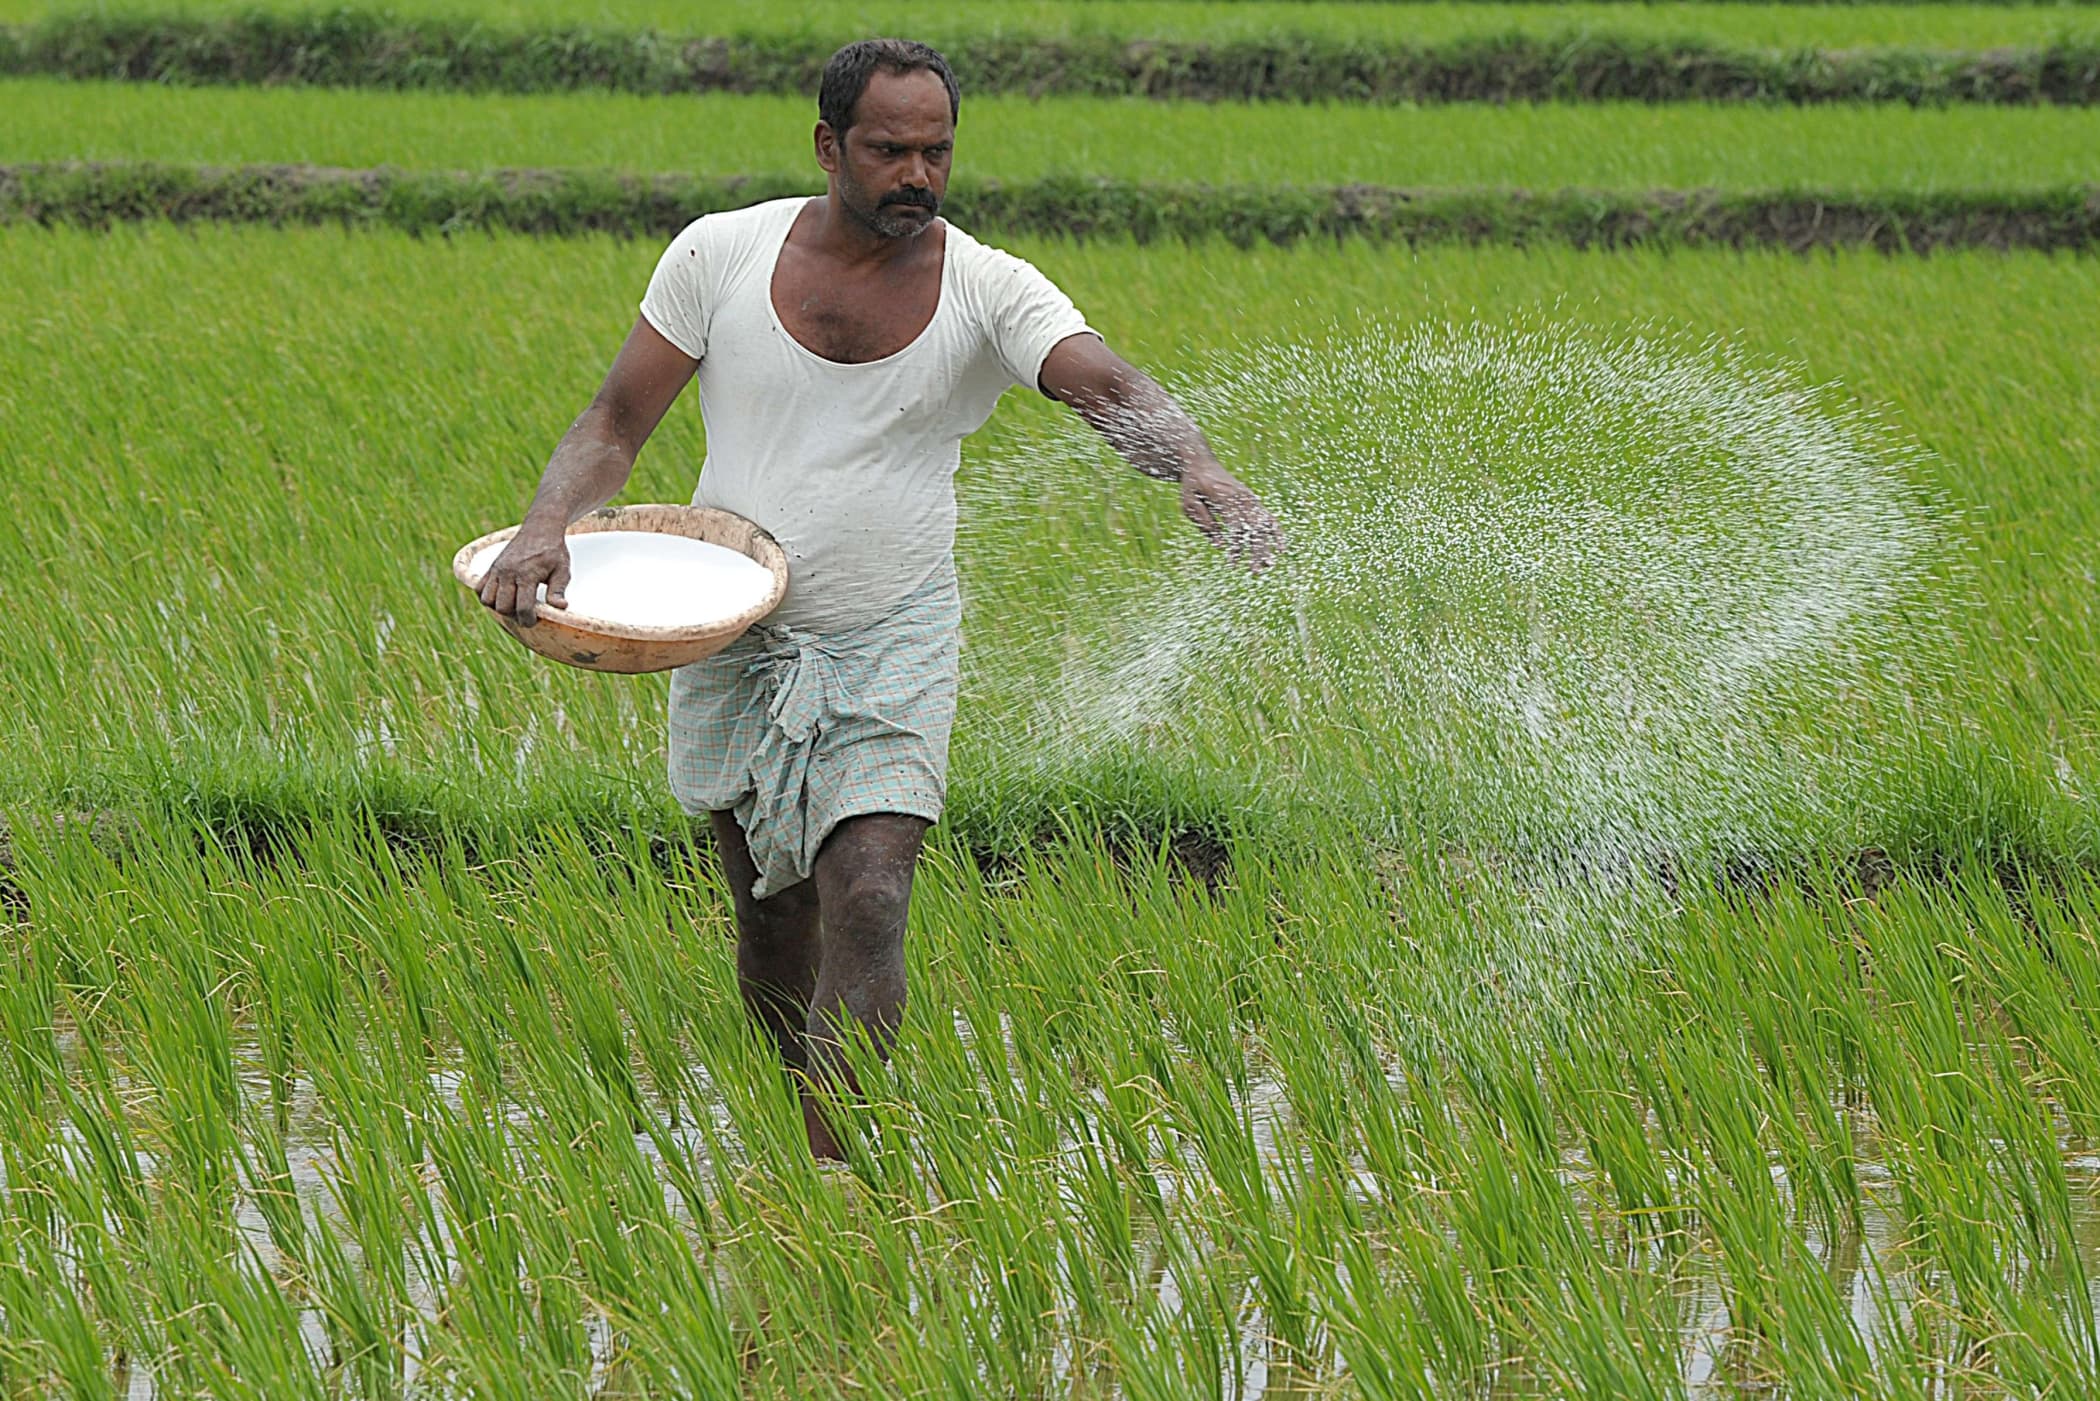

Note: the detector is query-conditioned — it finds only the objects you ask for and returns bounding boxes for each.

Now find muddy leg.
[709,810,821,1076]
[803,812,930,1160]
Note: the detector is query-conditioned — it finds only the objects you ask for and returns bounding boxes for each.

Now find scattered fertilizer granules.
[968,317,1948,869]
[470,531,775,629]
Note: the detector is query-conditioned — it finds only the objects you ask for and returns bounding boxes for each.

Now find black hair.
[818,39,960,137]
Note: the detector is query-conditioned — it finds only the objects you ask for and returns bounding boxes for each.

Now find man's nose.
[902,151,929,187]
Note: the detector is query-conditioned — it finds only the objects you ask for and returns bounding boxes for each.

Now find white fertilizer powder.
[470,531,775,630]
[967,318,1947,871]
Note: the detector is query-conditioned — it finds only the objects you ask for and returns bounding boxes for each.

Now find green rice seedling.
[0,1220,109,1395]
[524,876,650,1130]
[504,1090,726,1347]
[129,1243,326,1401]
[1670,1036,1871,1389]
[0,1059,96,1385]
[1429,1067,1676,1398]
[1053,1115,1148,1324]
[1160,1050,1315,1360]
[1321,1221,1460,1400]
[234,1085,311,1297]
[1739,889,1870,1227]
[1962,870,2100,1143]
[1838,873,2099,1389]
[49,1019,152,1326]
[1975,1032,2100,1362]
[299,1094,422,1386]
[1663,885,1864,1249]
[1550,1036,1692,1256]
[1643,882,1915,1385]
[0,912,62,1250]
[563,827,711,1125]
[413,1101,539,1390]
[10,79,2100,192]
[124,951,245,1257]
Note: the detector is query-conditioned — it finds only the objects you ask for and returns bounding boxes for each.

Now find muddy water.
[31,1039,2100,1399]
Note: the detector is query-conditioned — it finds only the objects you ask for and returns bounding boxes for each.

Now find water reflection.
[22,1034,2100,1399]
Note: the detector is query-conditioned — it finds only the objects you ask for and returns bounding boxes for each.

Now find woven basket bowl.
[453,504,788,674]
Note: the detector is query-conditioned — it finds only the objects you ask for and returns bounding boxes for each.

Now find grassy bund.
[10,12,2100,103]
[6,1,2100,1395]
[9,162,2099,250]
[4,1,2098,48]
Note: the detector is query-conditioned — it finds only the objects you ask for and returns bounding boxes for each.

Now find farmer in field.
[478,38,1280,1157]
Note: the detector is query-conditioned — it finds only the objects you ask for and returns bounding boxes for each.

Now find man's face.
[818,68,955,240]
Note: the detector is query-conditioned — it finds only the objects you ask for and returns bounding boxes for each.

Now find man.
[478,38,1280,1158]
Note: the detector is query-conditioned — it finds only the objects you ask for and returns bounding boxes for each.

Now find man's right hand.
[481,313,696,630]
[478,521,571,627]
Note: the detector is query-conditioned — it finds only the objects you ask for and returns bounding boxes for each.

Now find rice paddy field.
[5,0,2100,1395]
[11,83,2100,191]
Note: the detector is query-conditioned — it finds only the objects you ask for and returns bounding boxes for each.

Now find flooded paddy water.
[17,995,2100,1400]
[8,811,2100,1396]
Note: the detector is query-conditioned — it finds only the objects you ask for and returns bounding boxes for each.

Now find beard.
[839,165,940,240]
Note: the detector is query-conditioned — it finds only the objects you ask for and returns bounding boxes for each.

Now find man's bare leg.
[803,812,931,1160]
[709,811,821,1077]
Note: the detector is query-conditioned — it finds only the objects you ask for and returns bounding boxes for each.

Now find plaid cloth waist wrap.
[667,562,961,899]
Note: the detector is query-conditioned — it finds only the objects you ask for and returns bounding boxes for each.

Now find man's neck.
[805,192,933,269]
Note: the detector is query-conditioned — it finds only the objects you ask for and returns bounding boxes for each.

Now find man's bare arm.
[480,315,698,625]
[1038,332,1281,572]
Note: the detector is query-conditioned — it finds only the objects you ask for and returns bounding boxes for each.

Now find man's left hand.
[1181,463,1283,573]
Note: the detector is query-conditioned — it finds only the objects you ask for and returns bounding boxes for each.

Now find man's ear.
[814,121,840,175]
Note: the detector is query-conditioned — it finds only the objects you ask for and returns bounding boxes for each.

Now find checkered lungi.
[666,564,961,899]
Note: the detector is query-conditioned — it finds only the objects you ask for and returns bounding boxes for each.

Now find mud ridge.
[0,805,1240,907]
[5,17,2098,105]
[6,162,2098,252]
[9,805,2095,929]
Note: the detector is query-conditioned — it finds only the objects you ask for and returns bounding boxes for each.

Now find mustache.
[880,188,938,209]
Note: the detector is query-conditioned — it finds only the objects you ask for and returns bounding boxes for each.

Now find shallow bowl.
[452,504,787,674]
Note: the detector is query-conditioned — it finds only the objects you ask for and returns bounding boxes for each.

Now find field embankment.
[6,1,2097,50]
[8,12,2100,102]
[9,161,2097,250]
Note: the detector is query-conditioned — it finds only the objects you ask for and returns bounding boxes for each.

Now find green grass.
[5,0,2098,48]
[0,222,2094,863]
[3,806,2098,1394]
[8,80,2100,190]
